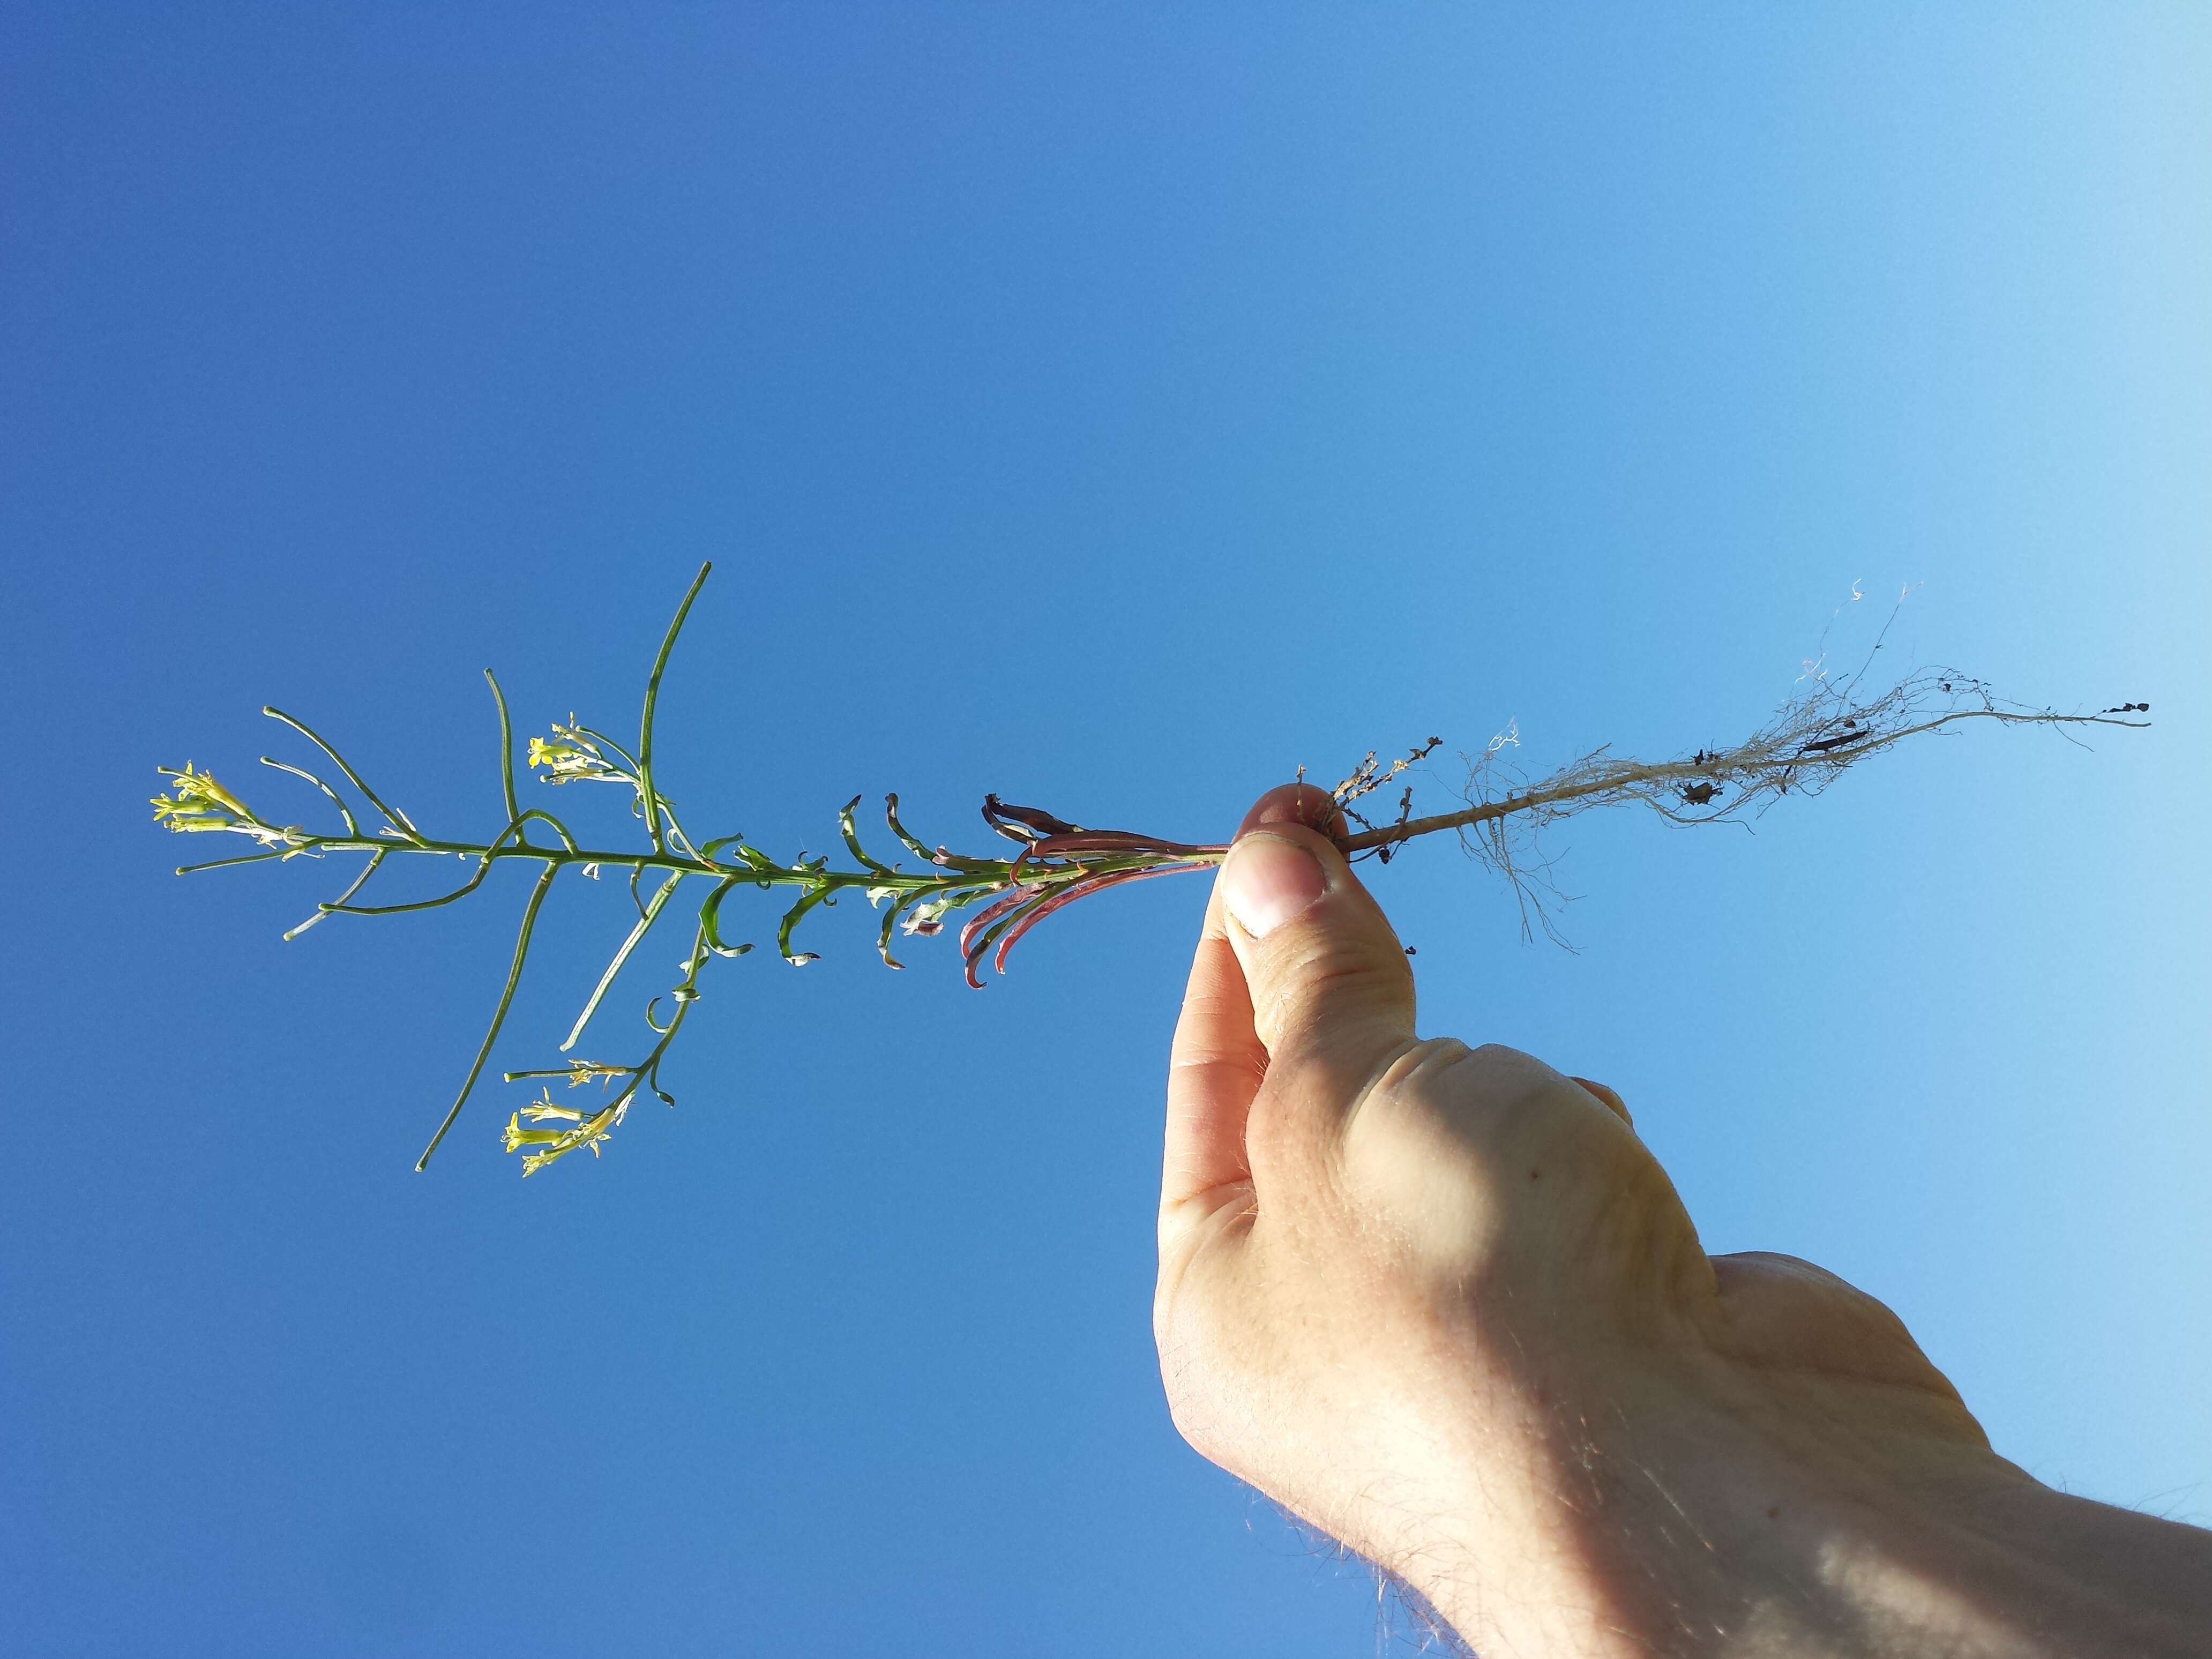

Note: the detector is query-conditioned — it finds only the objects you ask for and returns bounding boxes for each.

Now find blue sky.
[4,6,2207,1654]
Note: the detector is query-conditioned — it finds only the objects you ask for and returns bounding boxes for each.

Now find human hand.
[1154,783,2212,1655]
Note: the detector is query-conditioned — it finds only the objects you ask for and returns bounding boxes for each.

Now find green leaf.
[839,794,894,875]
[699,877,753,958]
[776,881,835,965]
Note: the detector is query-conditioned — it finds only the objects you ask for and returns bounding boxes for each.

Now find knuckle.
[1372,1035,1473,1092]
[1252,938,1409,1042]
[1449,1041,1559,1108]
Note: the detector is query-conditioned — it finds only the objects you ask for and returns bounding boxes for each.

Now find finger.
[1235,781,1349,844]
[1162,880,1267,1218]
[1215,800,1416,1150]
[1159,786,1335,1217]
[1567,1076,1633,1127]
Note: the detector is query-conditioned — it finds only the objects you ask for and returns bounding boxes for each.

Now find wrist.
[1380,1364,1840,1655]
[1385,1354,2212,1657]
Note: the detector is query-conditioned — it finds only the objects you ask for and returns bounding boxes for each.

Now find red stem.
[988,862,1205,980]
[1006,830,1225,886]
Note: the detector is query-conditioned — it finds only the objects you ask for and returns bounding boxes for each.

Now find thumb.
[1217,786,1416,1103]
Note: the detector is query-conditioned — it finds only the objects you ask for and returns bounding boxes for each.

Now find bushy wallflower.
[527,722,636,788]
[151,765,304,849]
[502,1091,619,1176]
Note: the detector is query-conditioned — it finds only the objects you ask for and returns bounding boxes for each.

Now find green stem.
[260,758,361,837]
[174,847,297,875]
[220,828,1189,894]
[562,870,685,1051]
[284,848,386,940]
[416,859,559,1171]
[638,562,710,857]
[263,706,424,843]
[486,669,519,824]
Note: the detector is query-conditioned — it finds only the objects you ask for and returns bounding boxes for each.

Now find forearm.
[1395,1376,2212,1658]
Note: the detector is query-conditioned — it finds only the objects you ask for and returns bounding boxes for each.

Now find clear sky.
[4,6,2207,1654]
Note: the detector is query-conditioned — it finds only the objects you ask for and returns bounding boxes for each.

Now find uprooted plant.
[152,564,2149,1177]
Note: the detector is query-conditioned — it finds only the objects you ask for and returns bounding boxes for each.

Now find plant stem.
[415,861,558,1171]
[1336,704,2144,856]
[637,562,710,857]
[161,555,2148,1179]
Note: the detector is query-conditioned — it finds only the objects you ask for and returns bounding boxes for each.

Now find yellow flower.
[503,1112,570,1151]
[558,1060,628,1089]
[152,764,304,848]
[503,1095,618,1175]
[526,721,632,787]
[151,763,252,831]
